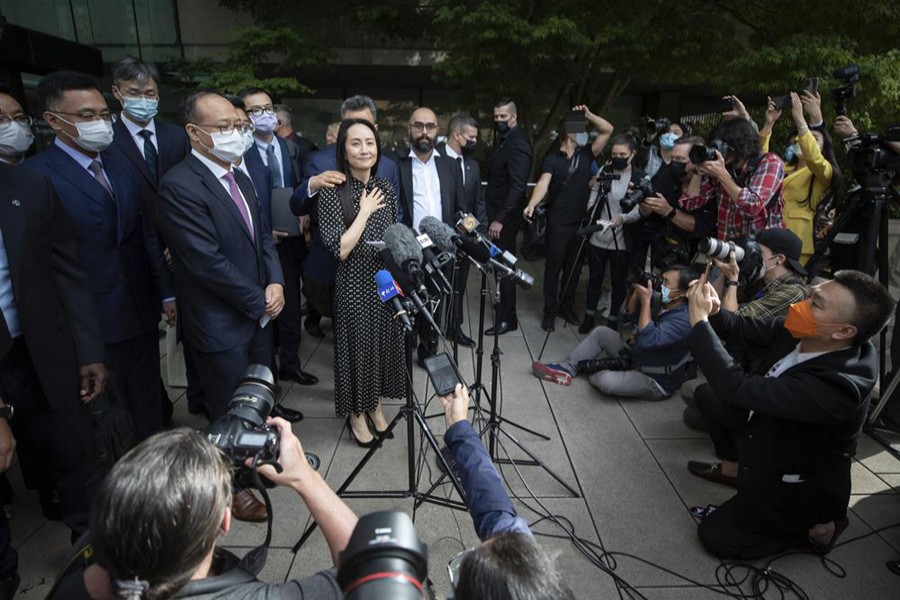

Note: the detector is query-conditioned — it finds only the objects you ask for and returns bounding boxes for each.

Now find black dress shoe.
[188,402,211,420]
[304,318,325,338]
[578,313,595,334]
[541,314,555,332]
[279,369,319,386]
[450,330,476,348]
[485,320,518,336]
[271,403,304,422]
[561,309,581,326]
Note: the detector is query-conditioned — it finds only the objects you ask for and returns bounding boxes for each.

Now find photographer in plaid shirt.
[680,117,785,241]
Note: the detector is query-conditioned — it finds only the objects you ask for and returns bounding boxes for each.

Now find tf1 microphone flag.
[375,269,412,332]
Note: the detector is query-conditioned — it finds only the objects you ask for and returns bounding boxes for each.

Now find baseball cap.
[756,228,806,276]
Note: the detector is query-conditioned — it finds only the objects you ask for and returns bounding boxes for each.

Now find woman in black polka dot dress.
[319,119,405,446]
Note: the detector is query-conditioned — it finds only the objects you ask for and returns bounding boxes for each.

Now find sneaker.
[531,361,573,386]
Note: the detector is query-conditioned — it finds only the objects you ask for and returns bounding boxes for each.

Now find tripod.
[291,320,468,554]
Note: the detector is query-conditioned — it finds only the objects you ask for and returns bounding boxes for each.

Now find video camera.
[847,125,900,173]
[337,511,428,599]
[619,177,655,212]
[689,139,731,164]
[206,364,280,471]
[644,117,671,137]
[832,63,860,117]
[698,237,764,285]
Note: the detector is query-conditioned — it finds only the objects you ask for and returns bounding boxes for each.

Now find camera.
[698,237,764,284]
[619,177,655,212]
[644,117,671,137]
[698,238,745,262]
[832,64,860,117]
[847,125,900,173]
[689,139,731,164]
[576,351,633,375]
[205,364,280,469]
[626,266,663,290]
[337,511,428,599]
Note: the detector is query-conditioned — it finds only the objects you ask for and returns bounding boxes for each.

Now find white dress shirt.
[120,113,158,153]
[411,150,442,232]
[191,149,254,232]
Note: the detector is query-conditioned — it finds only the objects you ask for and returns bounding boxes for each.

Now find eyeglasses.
[52,111,112,122]
[194,123,255,135]
[247,106,275,117]
[446,548,474,589]
[410,122,438,133]
[0,115,33,127]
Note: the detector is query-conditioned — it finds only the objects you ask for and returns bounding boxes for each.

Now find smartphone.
[718,97,734,112]
[772,94,793,111]
[563,109,586,133]
[702,260,713,282]
[424,353,464,397]
[802,77,819,94]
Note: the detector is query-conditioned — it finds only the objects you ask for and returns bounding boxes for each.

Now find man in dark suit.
[290,95,401,337]
[238,88,317,390]
[0,163,108,597]
[396,106,465,362]
[274,104,318,173]
[0,89,35,166]
[23,71,171,441]
[158,92,285,522]
[438,114,487,347]
[485,98,533,335]
[685,269,894,559]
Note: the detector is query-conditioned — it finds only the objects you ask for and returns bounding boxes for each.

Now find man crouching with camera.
[531,265,696,401]
[47,421,356,599]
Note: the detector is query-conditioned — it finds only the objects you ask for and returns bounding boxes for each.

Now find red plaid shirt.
[680,153,785,240]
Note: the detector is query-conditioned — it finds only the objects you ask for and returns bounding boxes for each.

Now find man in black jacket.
[484,98,533,335]
[685,269,894,559]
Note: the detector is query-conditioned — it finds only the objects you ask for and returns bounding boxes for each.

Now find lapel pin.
[11,200,20,207]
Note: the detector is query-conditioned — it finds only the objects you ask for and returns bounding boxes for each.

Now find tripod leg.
[493,425,581,498]
[411,409,468,508]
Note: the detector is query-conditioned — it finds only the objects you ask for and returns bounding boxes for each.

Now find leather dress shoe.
[304,318,325,338]
[271,403,304,423]
[561,309,581,326]
[450,329,476,348]
[485,320,518,336]
[279,369,319,386]
[232,489,268,522]
[541,314,555,332]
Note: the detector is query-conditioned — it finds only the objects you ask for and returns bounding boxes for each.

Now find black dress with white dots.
[319,176,406,417]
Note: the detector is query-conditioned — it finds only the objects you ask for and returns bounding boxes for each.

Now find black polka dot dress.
[319,177,406,417]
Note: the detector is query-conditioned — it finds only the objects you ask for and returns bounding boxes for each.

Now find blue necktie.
[266,144,283,188]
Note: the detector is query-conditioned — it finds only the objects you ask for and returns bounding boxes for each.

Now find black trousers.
[105,331,163,441]
[276,237,306,373]
[696,382,746,462]
[192,326,274,420]
[0,339,102,577]
[698,496,803,559]
[585,246,628,324]
[542,222,582,316]
[496,220,520,323]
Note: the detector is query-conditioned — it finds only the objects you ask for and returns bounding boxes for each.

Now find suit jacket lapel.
[188,155,257,246]
[113,118,154,186]
[234,169,262,250]
[49,146,116,212]
[0,175,24,298]
[398,149,414,222]
[436,159,454,224]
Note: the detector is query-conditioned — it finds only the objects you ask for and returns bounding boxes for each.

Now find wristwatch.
[724,279,739,288]
[665,207,677,220]
[0,405,12,420]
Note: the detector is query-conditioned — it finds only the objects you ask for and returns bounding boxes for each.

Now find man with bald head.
[395,106,465,363]
[157,91,285,522]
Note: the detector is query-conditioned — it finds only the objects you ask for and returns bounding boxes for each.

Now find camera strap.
[237,467,274,577]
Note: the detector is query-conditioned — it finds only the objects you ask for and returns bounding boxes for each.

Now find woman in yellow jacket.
[759,91,843,263]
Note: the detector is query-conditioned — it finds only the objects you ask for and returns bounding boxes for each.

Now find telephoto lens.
[698,238,746,262]
[338,511,429,600]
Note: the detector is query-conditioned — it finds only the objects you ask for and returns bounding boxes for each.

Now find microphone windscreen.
[418,216,455,254]
[383,223,423,264]
[454,235,492,263]
[378,248,416,295]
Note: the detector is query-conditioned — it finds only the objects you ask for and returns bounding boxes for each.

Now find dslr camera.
[689,139,731,164]
[619,178,655,213]
[206,364,280,470]
[698,237,764,284]
[626,266,663,290]
[645,117,671,137]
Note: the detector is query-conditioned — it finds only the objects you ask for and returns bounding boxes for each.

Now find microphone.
[420,215,494,266]
[375,270,412,332]
[414,227,453,296]
[577,220,609,237]
[378,248,441,334]
[454,212,519,267]
[383,223,428,297]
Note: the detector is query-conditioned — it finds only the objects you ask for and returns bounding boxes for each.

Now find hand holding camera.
[697,150,729,182]
[711,250,740,282]
[250,417,313,491]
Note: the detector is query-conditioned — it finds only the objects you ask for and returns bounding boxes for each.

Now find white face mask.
[0,121,34,157]
[197,128,247,163]
[54,114,114,153]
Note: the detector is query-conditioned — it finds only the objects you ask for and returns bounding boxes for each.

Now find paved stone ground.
[11,257,900,599]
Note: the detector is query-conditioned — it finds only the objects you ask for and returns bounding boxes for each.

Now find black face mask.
[670,161,688,181]
[495,120,510,135]
[461,139,477,155]
[610,156,629,171]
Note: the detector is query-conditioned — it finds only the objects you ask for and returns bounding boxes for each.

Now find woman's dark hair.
[454,533,574,600]
[91,429,232,600]
[335,118,382,226]
[789,125,844,208]
[832,270,896,345]
[712,117,760,163]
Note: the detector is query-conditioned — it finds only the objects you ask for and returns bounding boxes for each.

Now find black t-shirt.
[540,145,596,226]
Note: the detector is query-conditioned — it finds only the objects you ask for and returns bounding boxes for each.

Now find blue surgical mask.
[122,96,159,123]
[785,143,802,162]
[661,285,678,305]
[574,132,589,147]
[659,132,679,150]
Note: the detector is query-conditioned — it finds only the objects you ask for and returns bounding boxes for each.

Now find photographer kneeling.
[532,265,696,401]
[49,421,356,599]
[684,270,894,559]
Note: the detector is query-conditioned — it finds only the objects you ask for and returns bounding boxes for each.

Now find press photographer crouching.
[684,270,895,559]
[532,265,696,401]
[48,419,356,599]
